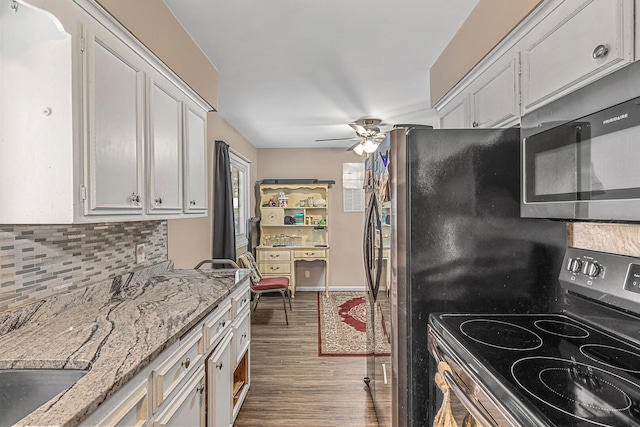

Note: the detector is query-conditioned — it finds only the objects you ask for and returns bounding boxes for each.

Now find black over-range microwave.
[521,60,640,222]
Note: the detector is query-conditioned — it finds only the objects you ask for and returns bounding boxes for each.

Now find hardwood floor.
[234,291,379,427]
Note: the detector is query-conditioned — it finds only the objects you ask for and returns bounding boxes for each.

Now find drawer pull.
[242,298,248,304]
[196,383,205,394]
[242,332,248,339]
[181,358,191,369]
[216,362,223,370]
[219,320,226,328]
[592,44,609,59]
[271,267,280,271]
[305,252,313,256]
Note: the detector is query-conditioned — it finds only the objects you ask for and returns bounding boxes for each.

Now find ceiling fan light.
[363,138,378,153]
[353,143,365,156]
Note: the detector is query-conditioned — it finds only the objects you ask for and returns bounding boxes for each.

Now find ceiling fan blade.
[314,137,360,142]
[348,123,367,136]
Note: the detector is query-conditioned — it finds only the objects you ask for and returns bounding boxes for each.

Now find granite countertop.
[0,263,250,427]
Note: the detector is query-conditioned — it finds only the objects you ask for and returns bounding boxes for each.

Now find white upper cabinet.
[470,57,519,128]
[83,28,145,216]
[183,104,207,214]
[435,0,635,128]
[0,0,211,223]
[147,75,183,215]
[521,0,634,113]
[439,98,468,129]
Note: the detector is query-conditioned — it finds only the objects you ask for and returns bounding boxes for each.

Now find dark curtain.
[213,140,236,263]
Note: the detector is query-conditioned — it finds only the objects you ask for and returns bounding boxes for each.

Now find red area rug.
[317,292,368,356]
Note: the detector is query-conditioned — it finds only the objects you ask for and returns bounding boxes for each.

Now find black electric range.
[429,248,640,426]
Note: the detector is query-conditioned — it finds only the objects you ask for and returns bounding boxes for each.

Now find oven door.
[521,96,640,221]
[428,327,522,427]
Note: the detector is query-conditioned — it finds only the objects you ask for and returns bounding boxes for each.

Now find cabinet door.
[153,366,206,427]
[207,331,233,427]
[83,29,144,215]
[470,57,519,128]
[521,0,633,113]
[147,76,183,214]
[439,98,468,129]
[183,104,207,214]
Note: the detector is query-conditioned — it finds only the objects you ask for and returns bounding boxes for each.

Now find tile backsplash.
[0,221,167,311]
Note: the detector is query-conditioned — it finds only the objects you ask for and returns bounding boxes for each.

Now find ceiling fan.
[314,118,388,155]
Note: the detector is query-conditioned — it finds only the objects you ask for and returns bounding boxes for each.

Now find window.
[230,152,251,248]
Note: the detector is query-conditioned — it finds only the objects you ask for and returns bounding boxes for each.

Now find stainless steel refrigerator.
[364,126,567,426]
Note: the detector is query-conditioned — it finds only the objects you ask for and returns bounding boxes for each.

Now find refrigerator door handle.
[363,193,376,293]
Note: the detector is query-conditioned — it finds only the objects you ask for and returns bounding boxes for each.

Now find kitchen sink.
[0,368,87,426]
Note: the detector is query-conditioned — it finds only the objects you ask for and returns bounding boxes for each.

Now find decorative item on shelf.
[284,215,296,225]
[299,200,306,207]
[278,192,288,207]
[295,212,304,224]
[307,196,314,206]
[313,198,326,207]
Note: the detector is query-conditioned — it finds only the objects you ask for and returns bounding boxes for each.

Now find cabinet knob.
[242,332,247,339]
[592,44,609,59]
[181,357,191,369]
[130,193,141,204]
[155,197,163,205]
[196,384,205,394]
[216,362,223,370]
[190,200,196,206]
[472,121,479,128]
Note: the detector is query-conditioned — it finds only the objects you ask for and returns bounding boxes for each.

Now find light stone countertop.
[0,263,251,427]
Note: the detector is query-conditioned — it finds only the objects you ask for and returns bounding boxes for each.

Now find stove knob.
[569,259,583,273]
[586,262,601,278]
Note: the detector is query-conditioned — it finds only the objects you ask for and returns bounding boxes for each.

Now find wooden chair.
[238,252,291,325]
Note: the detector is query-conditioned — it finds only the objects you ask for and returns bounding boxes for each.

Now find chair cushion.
[253,276,289,291]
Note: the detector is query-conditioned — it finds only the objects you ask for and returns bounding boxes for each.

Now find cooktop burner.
[512,356,638,427]
[535,319,590,339]
[434,313,640,426]
[460,319,543,351]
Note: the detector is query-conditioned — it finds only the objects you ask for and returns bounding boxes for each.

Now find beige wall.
[95,0,218,110]
[430,0,542,106]
[257,148,366,289]
[167,113,259,268]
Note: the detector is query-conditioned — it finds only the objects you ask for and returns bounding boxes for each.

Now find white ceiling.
[164,0,479,149]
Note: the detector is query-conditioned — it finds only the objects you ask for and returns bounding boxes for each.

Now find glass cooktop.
[432,313,640,426]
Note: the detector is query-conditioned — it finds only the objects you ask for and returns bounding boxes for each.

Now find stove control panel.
[560,248,640,315]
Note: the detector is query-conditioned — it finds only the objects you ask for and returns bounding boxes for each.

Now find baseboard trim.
[295,285,367,292]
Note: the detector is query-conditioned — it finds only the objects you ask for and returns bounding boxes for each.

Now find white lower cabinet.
[79,281,250,427]
[153,365,206,427]
[207,331,234,427]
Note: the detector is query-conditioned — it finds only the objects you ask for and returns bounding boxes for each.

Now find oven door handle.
[442,370,498,427]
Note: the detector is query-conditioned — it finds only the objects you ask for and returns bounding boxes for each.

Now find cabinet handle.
[271,267,280,271]
[270,254,279,258]
[592,44,609,59]
[181,358,191,369]
[216,362,223,370]
[155,197,163,205]
[130,193,141,204]
[196,384,205,394]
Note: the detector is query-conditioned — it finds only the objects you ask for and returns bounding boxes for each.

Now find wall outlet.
[136,243,146,264]
[304,270,310,279]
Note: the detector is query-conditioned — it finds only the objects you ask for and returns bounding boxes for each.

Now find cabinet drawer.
[152,365,205,427]
[258,250,291,262]
[152,328,204,410]
[234,310,251,366]
[203,303,232,352]
[294,249,326,258]
[232,288,251,317]
[259,262,291,274]
[99,379,149,427]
